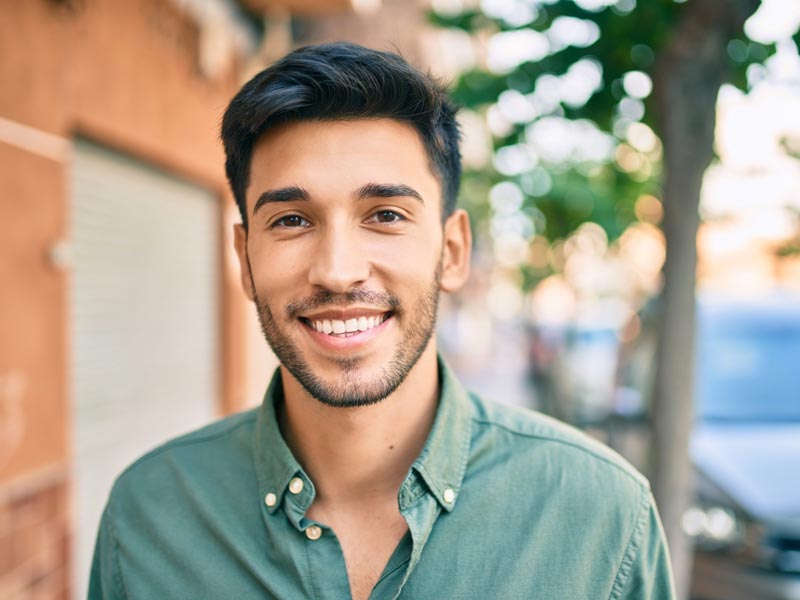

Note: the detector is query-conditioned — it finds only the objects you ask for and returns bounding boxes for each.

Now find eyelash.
[270,210,407,229]
[271,214,311,229]
[367,210,407,224]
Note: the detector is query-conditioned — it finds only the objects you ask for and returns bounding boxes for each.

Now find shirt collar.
[253,373,306,516]
[252,355,474,514]
[408,356,473,512]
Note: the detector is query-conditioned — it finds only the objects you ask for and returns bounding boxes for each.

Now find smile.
[300,313,392,337]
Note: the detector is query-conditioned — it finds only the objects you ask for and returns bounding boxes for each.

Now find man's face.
[234,119,469,407]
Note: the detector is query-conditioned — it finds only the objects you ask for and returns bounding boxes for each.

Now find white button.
[288,477,304,495]
[305,525,322,540]
[443,488,455,504]
[264,492,277,507]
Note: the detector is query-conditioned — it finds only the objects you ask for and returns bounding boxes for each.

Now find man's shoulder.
[109,408,259,503]
[467,393,649,496]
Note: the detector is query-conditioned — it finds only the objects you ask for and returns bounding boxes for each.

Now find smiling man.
[89,43,675,600]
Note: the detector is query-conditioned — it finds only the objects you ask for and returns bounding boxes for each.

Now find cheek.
[367,223,442,264]
[249,242,307,294]
[369,238,442,290]
[369,245,437,281]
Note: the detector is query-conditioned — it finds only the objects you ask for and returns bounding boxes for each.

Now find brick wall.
[0,471,69,600]
[0,1,250,596]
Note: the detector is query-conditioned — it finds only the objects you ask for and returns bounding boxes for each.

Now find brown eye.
[371,210,405,224]
[274,215,310,228]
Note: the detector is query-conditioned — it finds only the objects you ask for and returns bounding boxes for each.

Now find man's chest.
[307,501,410,600]
[116,494,629,600]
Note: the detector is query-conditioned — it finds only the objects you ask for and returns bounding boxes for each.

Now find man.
[89,42,674,599]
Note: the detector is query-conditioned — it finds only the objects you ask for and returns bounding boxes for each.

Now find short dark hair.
[221,42,461,227]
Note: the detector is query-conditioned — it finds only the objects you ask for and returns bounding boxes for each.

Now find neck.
[278,342,440,505]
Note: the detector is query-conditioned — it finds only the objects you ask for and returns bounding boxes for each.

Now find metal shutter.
[70,139,219,597]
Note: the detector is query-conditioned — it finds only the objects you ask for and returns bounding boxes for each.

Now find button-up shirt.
[89,358,675,599]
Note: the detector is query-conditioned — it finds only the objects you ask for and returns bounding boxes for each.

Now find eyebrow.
[253,185,310,215]
[356,182,424,204]
[252,181,424,217]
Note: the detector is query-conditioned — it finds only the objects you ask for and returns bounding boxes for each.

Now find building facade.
[1,1,258,597]
[0,1,435,597]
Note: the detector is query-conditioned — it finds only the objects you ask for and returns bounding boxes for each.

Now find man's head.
[222,42,462,228]
[223,43,471,408]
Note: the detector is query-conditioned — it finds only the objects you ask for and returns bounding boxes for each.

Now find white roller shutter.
[69,139,219,598]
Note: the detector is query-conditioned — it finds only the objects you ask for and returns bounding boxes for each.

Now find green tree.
[434,1,799,595]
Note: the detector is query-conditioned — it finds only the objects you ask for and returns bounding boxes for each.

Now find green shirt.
[89,358,675,599]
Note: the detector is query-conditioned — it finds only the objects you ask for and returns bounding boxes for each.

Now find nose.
[307,222,370,293]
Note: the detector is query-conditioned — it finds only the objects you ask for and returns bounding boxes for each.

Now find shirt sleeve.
[616,491,676,600]
[88,503,127,600]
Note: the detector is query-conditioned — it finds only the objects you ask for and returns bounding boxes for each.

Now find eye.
[272,214,311,229]
[368,210,406,224]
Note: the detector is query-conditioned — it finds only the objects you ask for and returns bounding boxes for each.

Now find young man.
[89,43,674,599]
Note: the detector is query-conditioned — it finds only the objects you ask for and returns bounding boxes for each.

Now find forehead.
[247,119,441,207]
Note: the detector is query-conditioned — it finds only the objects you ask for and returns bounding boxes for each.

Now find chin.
[290,355,412,408]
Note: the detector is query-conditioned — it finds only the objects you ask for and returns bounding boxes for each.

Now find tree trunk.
[651,1,760,598]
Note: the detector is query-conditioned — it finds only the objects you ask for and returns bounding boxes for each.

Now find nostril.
[307,264,370,291]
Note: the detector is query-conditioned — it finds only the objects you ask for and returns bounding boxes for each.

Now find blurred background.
[1,0,799,598]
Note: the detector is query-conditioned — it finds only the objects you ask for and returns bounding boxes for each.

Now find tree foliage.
[436,4,798,595]
[432,0,781,289]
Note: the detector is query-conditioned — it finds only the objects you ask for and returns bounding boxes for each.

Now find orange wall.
[0,0,249,485]
[0,144,69,485]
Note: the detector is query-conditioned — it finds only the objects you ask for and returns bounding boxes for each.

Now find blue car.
[537,295,800,598]
[683,297,800,600]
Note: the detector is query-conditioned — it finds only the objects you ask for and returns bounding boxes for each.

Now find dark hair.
[221,42,461,227]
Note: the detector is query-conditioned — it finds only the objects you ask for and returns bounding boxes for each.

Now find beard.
[249,259,441,408]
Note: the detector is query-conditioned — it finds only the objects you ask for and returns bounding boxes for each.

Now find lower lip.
[302,316,393,351]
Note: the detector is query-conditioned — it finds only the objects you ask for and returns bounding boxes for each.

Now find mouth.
[299,312,393,338]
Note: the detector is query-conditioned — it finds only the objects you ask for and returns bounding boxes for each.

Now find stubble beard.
[249,260,442,408]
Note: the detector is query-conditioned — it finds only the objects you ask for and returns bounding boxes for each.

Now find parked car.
[544,295,800,599]
[686,297,800,600]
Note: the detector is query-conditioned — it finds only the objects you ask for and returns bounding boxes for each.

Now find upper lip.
[299,308,392,321]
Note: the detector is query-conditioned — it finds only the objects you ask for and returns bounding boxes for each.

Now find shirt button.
[443,488,455,504]
[288,477,304,495]
[305,525,322,540]
[264,492,277,507]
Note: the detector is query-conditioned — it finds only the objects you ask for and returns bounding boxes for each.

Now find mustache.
[285,288,401,319]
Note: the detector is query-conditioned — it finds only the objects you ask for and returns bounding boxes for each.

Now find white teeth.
[310,314,388,335]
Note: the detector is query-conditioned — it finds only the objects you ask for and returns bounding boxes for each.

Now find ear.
[440,209,471,293]
[233,224,255,302]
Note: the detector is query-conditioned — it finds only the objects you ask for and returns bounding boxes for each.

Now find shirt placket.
[369,474,443,600]
[282,472,352,600]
